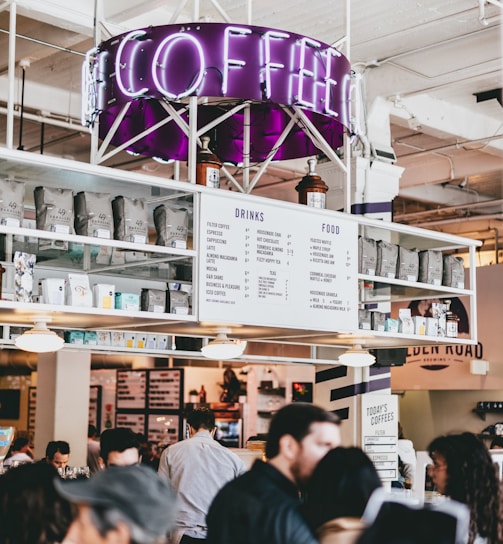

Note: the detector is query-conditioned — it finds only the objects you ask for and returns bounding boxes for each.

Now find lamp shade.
[201,332,246,360]
[338,344,376,367]
[14,322,64,353]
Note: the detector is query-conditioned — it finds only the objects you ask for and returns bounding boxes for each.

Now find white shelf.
[0,300,196,329]
[358,274,473,303]
[0,147,480,355]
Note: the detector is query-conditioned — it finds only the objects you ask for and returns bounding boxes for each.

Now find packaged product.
[0,179,25,227]
[376,241,398,278]
[398,308,414,334]
[358,309,372,330]
[34,186,74,250]
[40,278,66,305]
[442,255,465,289]
[418,250,443,285]
[14,251,36,302]
[93,284,115,309]
[358,237,377,275]
[112,196,148,243]
[74,191,113,238]
[153,205,189,248]
[396,246,419,282]
[371,311,387,332]
[140,288,166,313]
[66,273,93,307]
[167,289,189,315]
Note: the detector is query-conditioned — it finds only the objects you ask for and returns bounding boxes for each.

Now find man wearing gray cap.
[56,464,177,544]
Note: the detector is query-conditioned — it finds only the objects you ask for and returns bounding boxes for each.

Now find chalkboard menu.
[116,370,147,410]
[199,192,358,331]
[148,370,182,410]
[147,413,181,447]
[114,368,184,444]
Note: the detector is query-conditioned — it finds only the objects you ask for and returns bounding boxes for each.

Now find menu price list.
[116,370,147,410]
[148,370,182,410]
[147,414,181,446]
[115,412,145,435]
[199,193,358,331]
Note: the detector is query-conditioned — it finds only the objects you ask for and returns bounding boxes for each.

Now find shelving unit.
[0,146,481,356]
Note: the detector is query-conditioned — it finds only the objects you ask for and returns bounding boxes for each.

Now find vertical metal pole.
[17,66,25,150]
[344,0,351,214]
[90,0,102,164]
[188,96,198,183]
[6,1,16,149]
[247,0,252,24]
[40,122,45,154]
[242,103,250,191]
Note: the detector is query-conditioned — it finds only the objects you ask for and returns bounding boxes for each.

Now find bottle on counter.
[196,136,222,188]
[445,300,459,338]
[295,158,329,209]
[199,385,207,404]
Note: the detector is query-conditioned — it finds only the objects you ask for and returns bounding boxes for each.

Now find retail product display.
[141,288,167,313]
[40,278,66,305]
[359,237,377,275]
[412,316,426,335]
[295,158,328,208]
[34,186,74,250]
[66,273,93,307]
[153,205,189,248]
[93,283,115,309]
[74,191,113,238]
[114,292,140,311]
[398,308,414,334]
[396,246,419,282]
[418,250,443,285]
[358,309,372,330]
[431,302,447,336]
[166,289,189,314]
[443,255,465,288]
[371,311,386,331]
[112,195,148,243]
[195,136,222,188]
[445,300,459,338]
[376,240,398,278]
[14,251,36,302]
[0,179,24,227]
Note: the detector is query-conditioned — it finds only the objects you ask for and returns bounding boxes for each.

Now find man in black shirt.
[206,403,341,544]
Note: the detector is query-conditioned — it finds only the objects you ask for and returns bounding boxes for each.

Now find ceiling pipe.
[394,197,503,222]
[491,227,500,263]
[402,213,503,228]
[397,133,503,159]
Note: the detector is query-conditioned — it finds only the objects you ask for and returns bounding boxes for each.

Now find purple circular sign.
[88,23,351,163]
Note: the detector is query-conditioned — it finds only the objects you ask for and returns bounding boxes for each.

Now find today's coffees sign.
[84,23,351,163]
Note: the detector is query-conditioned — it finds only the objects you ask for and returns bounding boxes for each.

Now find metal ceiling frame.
[88,0,353,202]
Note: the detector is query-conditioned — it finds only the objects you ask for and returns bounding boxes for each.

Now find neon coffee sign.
[84,23,351,163]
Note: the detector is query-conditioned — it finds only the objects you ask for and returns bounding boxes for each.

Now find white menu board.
[361,393,398,481]
[199,193,358,331]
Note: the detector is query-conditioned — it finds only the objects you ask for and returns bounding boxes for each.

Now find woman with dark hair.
[0,462,74,543]
[428,432,503,544]
[302,447,382,544]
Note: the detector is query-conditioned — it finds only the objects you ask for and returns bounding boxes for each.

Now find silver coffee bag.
[0,179,25,227]
[34,186,75,234]
[74,191,113,238]
[153,205,189,248]
[112,196,148,243]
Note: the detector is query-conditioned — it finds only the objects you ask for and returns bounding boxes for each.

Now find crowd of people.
[0,404,502,544]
